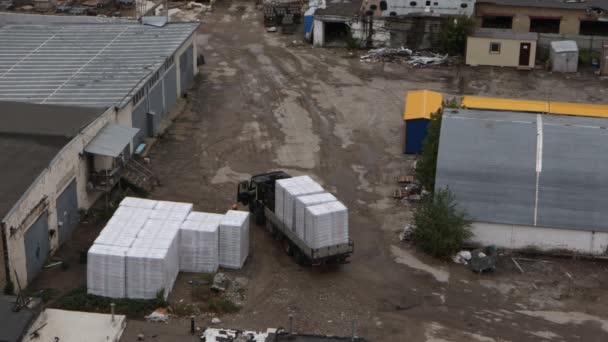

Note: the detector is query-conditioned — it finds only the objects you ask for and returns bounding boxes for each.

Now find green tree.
[413,188,472,259]
[416,109,442,192]
[440,17,477,56]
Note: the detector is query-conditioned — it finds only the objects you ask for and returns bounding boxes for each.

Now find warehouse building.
[0,22,199,144]
[0,22,200,290]
[435,109,608,254]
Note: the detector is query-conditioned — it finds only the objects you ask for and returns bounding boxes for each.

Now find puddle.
[390,245,449,283]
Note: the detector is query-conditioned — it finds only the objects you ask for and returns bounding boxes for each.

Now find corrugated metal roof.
[404,90,443,120]
[472,28,538,41]
[462,96,608,118]
[84,123,139,157]
[550,40,578,53]
[436,109,608,232]
[0,23,199,108]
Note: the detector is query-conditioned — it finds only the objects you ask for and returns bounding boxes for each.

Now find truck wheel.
[255,206,265,225]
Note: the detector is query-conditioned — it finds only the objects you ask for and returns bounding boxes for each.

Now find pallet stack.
[87,197,250,299]
[294,192,336,241]
[304,201,349,249]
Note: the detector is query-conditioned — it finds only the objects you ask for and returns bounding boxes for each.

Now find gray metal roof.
[472,28,538,41]
[477,0,608,10]
[435,109,608,232]
[0,23,198,108]
[84,123,139,157]
[551,40,578,53]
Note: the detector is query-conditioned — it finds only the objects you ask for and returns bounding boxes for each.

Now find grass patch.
[53,287,167,318]
[208,297,240,314]
[21,288,60,304]
[172,302,199,316]
[191,273,214,301]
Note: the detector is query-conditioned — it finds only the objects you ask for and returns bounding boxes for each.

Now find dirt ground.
[28,1,608,341]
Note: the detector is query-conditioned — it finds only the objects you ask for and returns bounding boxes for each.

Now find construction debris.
[211,272,227,292]
[399,224,414,242]
[453,250,472,265]
[145,308,169,322]
[360,48,451,67]
[469,246,497,274]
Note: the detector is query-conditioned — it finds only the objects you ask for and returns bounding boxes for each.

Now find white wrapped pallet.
[294,193,337,240]
[155,200,193,214]
[304,201,349,249]
[179,212,222,273]
[107,207,152,232]
[282,176,323,231]
[87,244,129,298]
[119,197,158,209]
[94,229,136,248]
[218,210,250,269]
[126,246,177,299]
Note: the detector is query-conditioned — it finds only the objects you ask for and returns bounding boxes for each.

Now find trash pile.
[393,175,423,203]
[360,47,450,67]
[452,246,497,274]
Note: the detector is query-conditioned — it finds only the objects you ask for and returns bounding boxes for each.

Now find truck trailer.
[237,171,353,266]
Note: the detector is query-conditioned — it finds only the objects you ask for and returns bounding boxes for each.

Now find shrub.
[413,188,472,259]
[416,109,442,192]
[208,297,240,314]
[53,287,167,318]
[440,17,477,56]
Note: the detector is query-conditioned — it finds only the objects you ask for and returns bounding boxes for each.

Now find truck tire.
[283,239,294,256]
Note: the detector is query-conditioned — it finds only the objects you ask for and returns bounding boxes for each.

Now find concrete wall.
[475,4,588,35]
[1,107,116,287]
[375,0,474,17]
[466,36,536,67]
[312,16,391,48]
[538,33,605,53]
[471,222,608,255]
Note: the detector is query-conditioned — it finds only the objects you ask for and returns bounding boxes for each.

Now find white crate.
[179,212,222,273]
[294,193,337,240]
[218,210,250,269]
[87,244,129,298]
[304,201,348,249]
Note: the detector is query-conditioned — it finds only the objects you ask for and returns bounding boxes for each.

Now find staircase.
[121,159,158,193]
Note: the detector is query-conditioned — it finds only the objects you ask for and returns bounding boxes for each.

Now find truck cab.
[237,171,291,224]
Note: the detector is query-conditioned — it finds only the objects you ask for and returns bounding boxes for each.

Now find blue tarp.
[304,7,316,40]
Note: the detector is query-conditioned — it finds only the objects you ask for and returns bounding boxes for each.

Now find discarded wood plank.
[513,257,554,263]
[565,272,573,280]
[512,258,524,274]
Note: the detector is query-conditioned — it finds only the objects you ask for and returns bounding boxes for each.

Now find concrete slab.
[24,309,126,342]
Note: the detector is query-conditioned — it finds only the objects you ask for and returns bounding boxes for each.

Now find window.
[490,42,501,54]
[482,16,513,29]
[425,0,430,5]
[433,2,438,5]
[389,11,397,16]
[370,4,377,10]
[460,3,467,8]
[409,1,417,6]
[580,21,608,36]
[530,18,560,34]
[380,0,387,10]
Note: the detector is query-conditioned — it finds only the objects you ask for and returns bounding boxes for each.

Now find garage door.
[179,44,194,95]
[131,100,148,144]
[164,65,177,113]
[24,211,50,283]
[148,80,164,134]
[56,179,78,245]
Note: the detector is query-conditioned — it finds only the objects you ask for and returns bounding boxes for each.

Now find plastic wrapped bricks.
[275,176,323,231]
[119,197,158,209]
[294,193,337,241]
[126,246,178,299]
[304,201,349,249]
[179,212,223,273]
[219,210,250,269]
[87,244,129,298]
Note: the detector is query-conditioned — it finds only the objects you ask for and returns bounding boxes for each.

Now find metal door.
[148,80,164,134]
[519,42,531,66]
[56,179,78,245]
[131,100,149,144]
[24,211,50,283]
[164,65,177,112]
[179,44,194,95]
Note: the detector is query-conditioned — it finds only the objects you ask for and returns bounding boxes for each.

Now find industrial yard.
[3,0,608,341]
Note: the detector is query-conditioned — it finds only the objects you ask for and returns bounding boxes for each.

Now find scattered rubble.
[469,246,498,274]
[360,47,452,67]
[452,250,472,265]
[211,272,227,292]
[145,308,169,322]
[399,224,414,242]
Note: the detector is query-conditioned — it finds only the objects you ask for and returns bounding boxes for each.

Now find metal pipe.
[351,320,356,341]
[111,303,115,323]
[288,315,293,334]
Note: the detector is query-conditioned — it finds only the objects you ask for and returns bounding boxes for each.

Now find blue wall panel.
[405,118,429,154]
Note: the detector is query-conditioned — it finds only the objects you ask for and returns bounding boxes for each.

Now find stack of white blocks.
[275,176,324,231]
[88,197,250,299]
[274,176,349,250]
[304,201,349,249]
[219,210,250,269]
[179,212,223,273]
[294,193,336,241]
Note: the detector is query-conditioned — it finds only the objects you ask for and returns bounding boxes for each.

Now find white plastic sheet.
[218,210,250,269]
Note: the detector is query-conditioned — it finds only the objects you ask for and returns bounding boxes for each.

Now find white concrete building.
[435,109,608,255]
[378,0,475,17]
[0,22,200,290]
